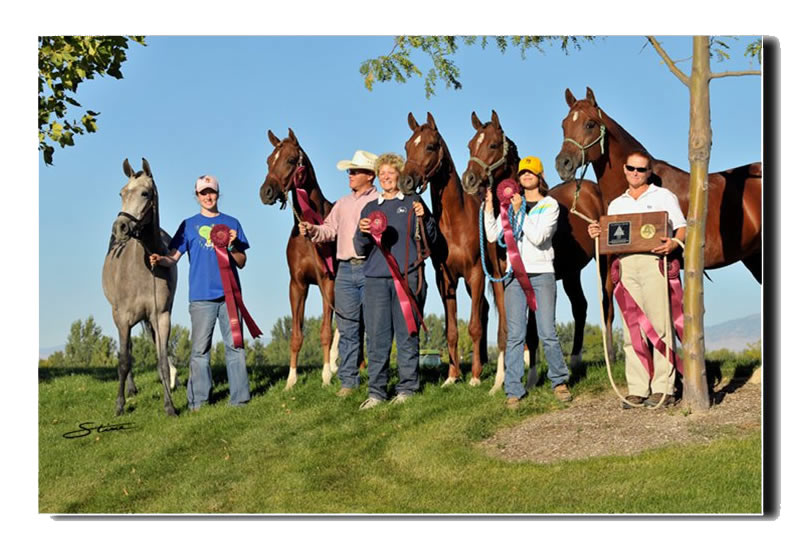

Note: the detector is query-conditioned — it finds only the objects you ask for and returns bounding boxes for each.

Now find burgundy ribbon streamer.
[611,257,684,377]
[291,165,335,277]
[367,210,426,336]
[496,179,537,312]
[211,224,263,348]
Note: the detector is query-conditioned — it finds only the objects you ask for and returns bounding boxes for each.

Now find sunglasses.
[348,169,372,176]
[624,165,650,173]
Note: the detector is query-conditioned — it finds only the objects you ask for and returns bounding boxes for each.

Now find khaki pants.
[618,254,677,397]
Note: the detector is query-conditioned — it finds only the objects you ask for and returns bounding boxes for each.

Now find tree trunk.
[683,36,712,411]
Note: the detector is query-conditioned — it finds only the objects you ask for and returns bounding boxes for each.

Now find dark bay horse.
[461,111,608,392]
[400,112,489,387]
[102,158,178,416]
[556,87,762,282]
[259,129,338,390]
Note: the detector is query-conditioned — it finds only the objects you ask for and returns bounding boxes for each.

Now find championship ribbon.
[611,257,684,377]
[367,210,427,336]
[210,224,263,348]
[292,165,335,277]
[496,179,537,312]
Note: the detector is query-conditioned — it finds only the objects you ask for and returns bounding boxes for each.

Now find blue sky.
[37,35,762,350]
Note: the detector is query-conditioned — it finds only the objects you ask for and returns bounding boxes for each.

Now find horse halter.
[116,199,154,241]
[468,134,509,189]
[562,107,607,168]
[277,148,306,209]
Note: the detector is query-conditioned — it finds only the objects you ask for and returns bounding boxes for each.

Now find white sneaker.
[390,392,413,405]
[359,397,384,410]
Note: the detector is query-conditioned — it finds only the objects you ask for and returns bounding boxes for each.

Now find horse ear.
[426,112,437,131]
[565,88,576,107]
[288,128,298,143]
[491,110,501,129]
[141,158,152,178]
[408,112,419,131]
[586,87,597,106]
[123,158,134,177]
[267,130,281,147]
[471,111,482,130]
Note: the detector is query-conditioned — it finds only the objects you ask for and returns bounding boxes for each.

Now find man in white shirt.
[588,150,687,408]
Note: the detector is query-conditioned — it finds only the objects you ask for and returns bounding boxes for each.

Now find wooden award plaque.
[598,211,670,255]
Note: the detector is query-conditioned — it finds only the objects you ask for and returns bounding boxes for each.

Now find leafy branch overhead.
[361,36,594,98]
[38,36,145,165]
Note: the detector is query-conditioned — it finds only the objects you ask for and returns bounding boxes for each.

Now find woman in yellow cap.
[483,156,572,408]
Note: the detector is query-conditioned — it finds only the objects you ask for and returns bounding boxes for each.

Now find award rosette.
[610,257,683,376]
[292,165,335,278]
[211,224,263,348]
[367,210,426,336]
[496,179,537,312]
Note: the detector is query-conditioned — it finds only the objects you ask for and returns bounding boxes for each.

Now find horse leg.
[439,270,461,386]
[153,311,177,416]
[114,319,132,416]
[601,255,617,363]
[742,248,762,284]
[562,270,587,369]
[465,267,487,386]
[146,321,177,390]
[489,279,507,395]
[286,279,308,391]
[329,328,341,375]
[320,278,335,386]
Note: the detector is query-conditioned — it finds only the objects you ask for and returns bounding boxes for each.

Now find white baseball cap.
[195,174,219,193]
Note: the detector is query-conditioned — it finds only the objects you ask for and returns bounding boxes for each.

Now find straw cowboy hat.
[336,150,378,172]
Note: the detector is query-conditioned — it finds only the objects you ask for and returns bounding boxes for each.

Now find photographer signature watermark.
[62,421,136,439]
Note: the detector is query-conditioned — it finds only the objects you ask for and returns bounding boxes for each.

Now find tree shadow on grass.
[38,366,119,384]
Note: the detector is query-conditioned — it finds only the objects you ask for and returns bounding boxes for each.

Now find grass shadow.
[38,366,119,384]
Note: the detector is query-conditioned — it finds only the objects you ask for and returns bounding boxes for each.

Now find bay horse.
[400,112,489,387]
[102,158,178,416]
[556,87,762,282]
[461,111,608,392]
[259,129,338,390]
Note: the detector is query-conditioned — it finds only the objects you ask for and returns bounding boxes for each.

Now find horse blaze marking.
[414,135,422,147]
[572,112,579,122]
[477,133,485,147]
[274,150,280,162]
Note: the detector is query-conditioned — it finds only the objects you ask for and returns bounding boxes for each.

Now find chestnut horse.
[461,111,609,391]
[400,112,488,386]
[556,87,762,282]
[259,129,338,390]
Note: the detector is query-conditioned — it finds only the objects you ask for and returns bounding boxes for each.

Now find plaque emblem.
[640,223,656,239]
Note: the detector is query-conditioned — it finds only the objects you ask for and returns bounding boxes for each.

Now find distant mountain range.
[704,313,761,352]
[39,313,762,359]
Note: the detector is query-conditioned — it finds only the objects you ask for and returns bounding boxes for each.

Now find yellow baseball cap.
[518,156,543,176]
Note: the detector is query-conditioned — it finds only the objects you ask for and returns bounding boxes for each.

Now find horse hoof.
[440,377,458,387]
[165,407,178,417]
[488,383,503,395]
[569,354,583,369]
[321,363,332,386]
[468,377,481,387]
[115,407,124,416]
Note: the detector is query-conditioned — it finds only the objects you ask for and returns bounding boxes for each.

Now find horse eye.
[141,191,150,198]
[289,157,299,165]
[426,144,437,153]
[489,143,500,150]
[586,121,596,129]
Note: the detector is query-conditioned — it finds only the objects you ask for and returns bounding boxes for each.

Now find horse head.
[112,158,159,244]
[462,110,515,196]
[259,128,305,208]
[556,87,608,181]
[400,112,447,195]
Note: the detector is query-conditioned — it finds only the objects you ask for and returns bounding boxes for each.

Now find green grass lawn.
[38,358,761,514]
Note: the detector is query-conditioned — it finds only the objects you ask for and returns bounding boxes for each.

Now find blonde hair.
[375,152,405,175]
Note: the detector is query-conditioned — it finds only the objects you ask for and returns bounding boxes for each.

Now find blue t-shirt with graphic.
[169,212,250,302]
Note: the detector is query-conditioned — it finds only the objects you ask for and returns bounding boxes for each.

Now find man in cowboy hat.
[299,150,378,397]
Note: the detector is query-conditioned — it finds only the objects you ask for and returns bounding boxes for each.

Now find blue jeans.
[504,272,569,398]
[335,261,365,389]
[364,270,426,400]
[187,299,251,409]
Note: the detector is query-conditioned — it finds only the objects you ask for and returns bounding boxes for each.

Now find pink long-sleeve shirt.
[309,186,378,260]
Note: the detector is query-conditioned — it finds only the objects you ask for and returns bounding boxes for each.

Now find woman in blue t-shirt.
[150,175,251,411]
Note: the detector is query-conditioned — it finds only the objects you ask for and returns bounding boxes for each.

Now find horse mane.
[289,144,333,220]
[430,127,465,208]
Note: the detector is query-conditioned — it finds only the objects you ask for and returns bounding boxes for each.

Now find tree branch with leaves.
[38,36,146,165]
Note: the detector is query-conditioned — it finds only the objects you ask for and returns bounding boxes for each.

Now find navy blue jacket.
[353,193,438,278]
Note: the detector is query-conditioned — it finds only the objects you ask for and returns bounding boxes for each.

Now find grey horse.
[102,158,178,416]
